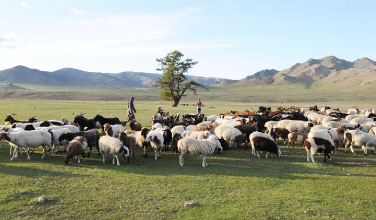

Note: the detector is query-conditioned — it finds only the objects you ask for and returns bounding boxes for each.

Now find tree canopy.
[154,50,205,107]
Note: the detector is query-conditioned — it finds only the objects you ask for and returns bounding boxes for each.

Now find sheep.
[306,112,324,125]
[50,128,71,153]
[171,125,192,137]
[64,136,88,165]
[93,114,122,133]
[235,124,257,143]
[172,133,182,153]
[152,123,163,130]
[104,123,125,138]
[118,132,136,160]
[327,125,346,149]
[287,132,308,148]
[310,125,332,132]
[182,130,211,139]
[152,127,172,152]
[178,135,222,167]
[129,120,142,131]
[250,132,281,158]
[214,125,247,148]
[344,129,376,156]
[0,130,54,160]
[73,114,97,131]
[145,132,164,160]
[126,127,149,157]
[350,117,373,125]
[277,120,314,133]
[264,121,279,134]
[270,128,289,144]
[345,114,360,122]
[306,130,335,162]
[347,108,359,115]
[304,137,334,163]
[205,115,218,122]
[58,129,100,157]
[99,136,129,165]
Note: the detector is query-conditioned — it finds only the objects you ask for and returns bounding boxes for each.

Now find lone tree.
[154,50,205,107]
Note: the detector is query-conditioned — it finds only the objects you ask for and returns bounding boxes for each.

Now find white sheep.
[182,130,211,139]
[206,115,219,122]
[264,121,279,134]
[277,120,313,133]
[171,125,192,137]
[152,123,163,130]
[350,117,373,125]
[344,129,376,155]
[0,130,53,160]
[178,135,222,167]
[306,112,324,125]
[310,125,332,132]
[145,132,164,160]
[214,125,246,147]
[347,109,359,115]
[98,136,129,165]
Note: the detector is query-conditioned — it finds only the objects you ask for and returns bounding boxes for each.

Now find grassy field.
[0,100,375,219]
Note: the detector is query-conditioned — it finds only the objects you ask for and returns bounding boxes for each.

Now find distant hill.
[230,56,376,89]
[0,83,27,90]
[0,66,231,89]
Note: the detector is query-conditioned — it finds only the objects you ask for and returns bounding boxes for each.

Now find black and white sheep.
[249,132,281,158]
[145,132,164,160]
[214,125,247,148]
[305,130,335,163]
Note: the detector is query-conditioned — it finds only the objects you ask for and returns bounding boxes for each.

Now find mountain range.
[0,65,228,89]
[231,56,376,88]
[1,56,375,90]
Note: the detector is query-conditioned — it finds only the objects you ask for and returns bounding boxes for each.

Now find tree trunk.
[172,101,179,107]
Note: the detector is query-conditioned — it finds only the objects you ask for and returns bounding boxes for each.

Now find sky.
[0,0,376,80]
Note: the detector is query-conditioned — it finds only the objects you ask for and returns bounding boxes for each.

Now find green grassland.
[0,100,375,219]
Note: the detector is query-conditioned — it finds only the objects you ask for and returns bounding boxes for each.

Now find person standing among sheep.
[127,96,136,121]
[197,98,203,115]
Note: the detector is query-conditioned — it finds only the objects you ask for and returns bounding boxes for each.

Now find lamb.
[99,136,129,165]
[178,135,223,167]
[64,136,88,165]
[145,132,164,160]
[214,125,247,148]
[270,128,289,144]
[118,132,136,160]
[287,132,308,148]
[0,130,54,161]
[277,120,314,133]
[344,129,376,156]
[305,130,335,162]
[126,127,149,157]
[249,132,281,158]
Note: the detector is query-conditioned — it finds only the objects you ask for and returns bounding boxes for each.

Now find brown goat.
[287,132,308,148]
[64,136,87,165]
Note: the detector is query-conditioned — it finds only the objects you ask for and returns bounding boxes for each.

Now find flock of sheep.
[0,105,376,167]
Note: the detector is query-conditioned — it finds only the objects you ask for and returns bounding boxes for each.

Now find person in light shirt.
[196,98,202,115]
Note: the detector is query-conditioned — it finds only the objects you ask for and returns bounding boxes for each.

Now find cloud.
[19,2,29,8]
[70,8,87,15]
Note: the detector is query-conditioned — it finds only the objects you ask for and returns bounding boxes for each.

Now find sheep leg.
[81,152,85,161]
[87,145,92,158]
[179,154,184,166]
[202,155,207,167]
[10,148,18,161]
[41,145,47,159]
[112,156,115,165]
[265,152,269,159]
[132,149,135,160]
[306,152,310,162]
[77,156,81,164]
[114,155,120,166]
[310,153,315,163]
[26,148,31,160]
[350,145,355,155]
[96,144,100,157]
[143,146,147,158]
[10,145,13,155]
[256,151,261,158]
[154,149,158,160]
[364,145,368,156]
[102,153,106,164]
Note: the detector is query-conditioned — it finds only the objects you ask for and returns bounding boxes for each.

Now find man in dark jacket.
[127,96,136,121]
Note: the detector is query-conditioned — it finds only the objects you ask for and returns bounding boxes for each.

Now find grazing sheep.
[306,112,324,125]
[145,132,164,160]
[215,125,247,148]
[64,136,88,165]
[270,128,289,144]
[287,132,308,148]
[99,136,129,165]
[306,130,335,163]
[250,132,281,158]
[235,124,257,143]
[277,120,313,133]
[118,132,136,160]
[0,130,54,160]
[344,129,376,156]
[178,135,222,167]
